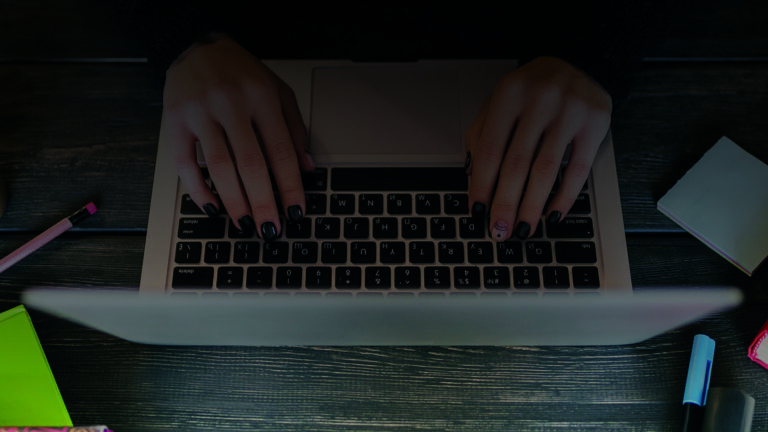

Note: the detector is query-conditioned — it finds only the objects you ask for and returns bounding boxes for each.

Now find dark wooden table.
[1,1,768,431]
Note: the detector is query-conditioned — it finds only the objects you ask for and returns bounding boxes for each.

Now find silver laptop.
[139,60,632,297]
[22,287,742,346]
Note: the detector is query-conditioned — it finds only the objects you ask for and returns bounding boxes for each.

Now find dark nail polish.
[202,203,219,217]
[515,221,531,239]
[238,215,256,235]
[471,202,486,218]
[261,221,278,241]
[464,151,472,170]
[547,211,562,225]
[287,205,303,223]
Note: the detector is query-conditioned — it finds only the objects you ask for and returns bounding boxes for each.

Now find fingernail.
[547,211,562,225]
[202,203,219,217]
[464,151,472,171]
[261,221,278,241]
[491,220,509,241]
[515,221,531,239]
[471,202,485,218]
[238,215,256,235]
[287,205,303,222]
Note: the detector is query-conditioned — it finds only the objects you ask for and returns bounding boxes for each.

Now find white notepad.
[658,137,768,275]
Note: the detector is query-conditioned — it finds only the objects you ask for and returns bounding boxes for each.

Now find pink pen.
[0,202,98,274]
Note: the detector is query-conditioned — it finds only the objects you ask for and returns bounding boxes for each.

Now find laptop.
[31,59,736,346]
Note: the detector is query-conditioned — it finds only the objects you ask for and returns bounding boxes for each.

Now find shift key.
[178,217,226,239]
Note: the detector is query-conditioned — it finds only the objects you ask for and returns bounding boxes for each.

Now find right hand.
[160,33,314,240]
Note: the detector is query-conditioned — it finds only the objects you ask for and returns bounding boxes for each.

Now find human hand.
[465,56,612,241]
[160,33,314,240]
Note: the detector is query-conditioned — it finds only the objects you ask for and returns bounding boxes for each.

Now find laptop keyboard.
[170,167,602,295]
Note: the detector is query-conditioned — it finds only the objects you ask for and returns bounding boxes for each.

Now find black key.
[306,266,333,289]
[409,242,435,264]
[380,241,406,264]
[217,267,243,289]
[228,219,256,239]
[315,217,341,239]
[175,242,202,264]
[305,193,327,215]
[395,267,421,289]
[178,217,226,239]
[331,167,468,191]
[543,266,570,289]
[438,241,464,264]
[572,266,600,288]
[528,222,544,239]
[388,193,412,215]
[373,217,398,239]
[454,266,481,289]
[335,267,362,289]
[555,241,597,264]
[330,193,355,214]
[292,241,318,264]
[172,267,214,289]
[344,217,370,239]
[365,267,392,289]
[233,241,260,264]
[416,193,441,214]
[204,241,231,264]
[401,217,427,239]
[444,193,469,214]
[525,241,553,264]
[276,266,302,289]
[467,241,494,264]
[459,217,485,239]
[321,242,348,264]
[350,241,376,264]
[430,217,456,239]
[359,194,384,214]
[569,194,591,215]
[286,217,312,239]
[424,266,451,289]
[263,241,290,264]
[180,194,205,215]
[497,241,523,264]
[513,266,540,289]
[302,168,328,191]
[483,266,511,289]
[246,267,273,288]
[546,217,594,239]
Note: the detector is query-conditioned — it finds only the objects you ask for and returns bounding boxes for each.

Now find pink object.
[748,318,768,370]
[0,203,97,274]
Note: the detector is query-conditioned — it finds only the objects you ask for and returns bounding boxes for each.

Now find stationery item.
[657,136,768,276]
[0,428,111,432]
[681,334,715,432]
[702,388,754,432]
[0,202,97,274]
[747,318,768,370]
[0,306,72,427]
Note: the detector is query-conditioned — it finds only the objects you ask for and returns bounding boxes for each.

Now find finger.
[162,112,220,216]
[276,77,314,172]
[515,104,586,234]
[546,113,610,223]
[487,109,549,241]
[250,91,307,226]
[467,82,523,217]
[192,118,253,232]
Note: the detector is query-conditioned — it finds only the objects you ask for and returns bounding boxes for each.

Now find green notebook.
[0,305,72,426]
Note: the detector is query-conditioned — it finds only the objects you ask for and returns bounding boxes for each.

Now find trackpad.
[309,66,463,164]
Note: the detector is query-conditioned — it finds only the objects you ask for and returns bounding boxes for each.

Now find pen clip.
[683,334,715,405]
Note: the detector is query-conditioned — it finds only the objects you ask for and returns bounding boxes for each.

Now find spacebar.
[331,168,468,191]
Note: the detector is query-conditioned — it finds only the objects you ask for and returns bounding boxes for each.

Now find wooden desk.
[1,1,767,431]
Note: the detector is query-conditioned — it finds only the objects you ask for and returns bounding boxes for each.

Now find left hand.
[465,56,612,241]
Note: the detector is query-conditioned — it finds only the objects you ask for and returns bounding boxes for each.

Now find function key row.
[175,240,597,265]
[172,265,600,290]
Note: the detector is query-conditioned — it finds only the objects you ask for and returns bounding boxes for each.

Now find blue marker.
[681,334,715,432]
